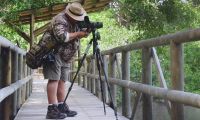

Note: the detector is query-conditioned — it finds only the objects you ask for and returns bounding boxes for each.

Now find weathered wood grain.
[14,78,128,120]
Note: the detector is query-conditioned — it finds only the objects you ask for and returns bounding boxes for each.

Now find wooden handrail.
[78,72,200,108]
[73,28,200,120]
[0,36,32,120]
[102,28,200,55]
[0,76,32,102]
[0,36,26,54]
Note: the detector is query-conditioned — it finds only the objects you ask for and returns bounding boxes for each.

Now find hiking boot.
[58,103,77,117]
[46,104,67,119]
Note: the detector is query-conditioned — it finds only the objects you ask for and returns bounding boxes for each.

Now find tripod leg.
[96,48,119,120]
[63,39,93,104]
[95,52,106,115]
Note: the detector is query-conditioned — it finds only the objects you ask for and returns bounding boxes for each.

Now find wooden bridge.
[0,27,200,120]
[14,75,128,120]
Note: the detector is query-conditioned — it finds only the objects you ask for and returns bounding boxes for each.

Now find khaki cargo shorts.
[43,54,70,81]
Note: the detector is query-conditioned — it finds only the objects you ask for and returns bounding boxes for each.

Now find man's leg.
[47,80,59,104]
[43,55,68,119]
[57,80,77,117]
[46,79,67,119]
[57,80,66,102]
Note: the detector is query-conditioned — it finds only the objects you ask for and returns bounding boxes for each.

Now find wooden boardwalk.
[14,76,128,120]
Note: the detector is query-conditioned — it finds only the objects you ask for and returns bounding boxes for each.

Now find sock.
[58,102,64,105]
[48,103,58,106]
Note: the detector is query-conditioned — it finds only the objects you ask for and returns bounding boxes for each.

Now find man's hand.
[76,31,90,39]
[67,31,90,42]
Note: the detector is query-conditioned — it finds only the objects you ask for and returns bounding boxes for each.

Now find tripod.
[62,29,118,120]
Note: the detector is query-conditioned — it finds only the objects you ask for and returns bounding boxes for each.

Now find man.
[42,2,89,119]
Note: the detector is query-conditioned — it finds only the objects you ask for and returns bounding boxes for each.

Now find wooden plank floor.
[14,76,128,120]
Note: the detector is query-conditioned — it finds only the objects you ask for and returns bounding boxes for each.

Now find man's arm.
[68,31,89,41]
[52,23,89,43]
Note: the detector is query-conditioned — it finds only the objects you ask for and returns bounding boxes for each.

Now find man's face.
[66,14,78,25]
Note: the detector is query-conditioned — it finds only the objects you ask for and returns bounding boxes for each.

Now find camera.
[77,16,103,30]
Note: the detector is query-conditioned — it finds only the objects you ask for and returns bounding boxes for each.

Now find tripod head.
[77,16,103,32]
[77,16,102,54]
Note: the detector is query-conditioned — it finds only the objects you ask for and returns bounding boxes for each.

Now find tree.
[113,0,198,39]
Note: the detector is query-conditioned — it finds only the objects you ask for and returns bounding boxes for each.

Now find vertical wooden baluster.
[0,45,2,120]
[87,59,91,91]
[21,56,26,103]
[2,47,12,120]
[170,42,184,120]
[11,50,18,119]
[83,60,87,88]
[109,53,117,106]
[121,51,131,117]
[91,58,96,94]
[102,55,108,103]
[71,61,74,82]
[30,13,35,48]
[142,47,153,120]
[78,43,81,86]
[17,54,23,110]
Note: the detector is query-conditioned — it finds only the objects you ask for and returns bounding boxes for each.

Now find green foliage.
[130,50,142,83]
[80,9,138,54]
[192,0,200,6]
[161,0,198,31]
[0,24,29,49]
[184,42,200,93]
[0,0,67,19]
[118,0,166,38]
[116,0,198,39]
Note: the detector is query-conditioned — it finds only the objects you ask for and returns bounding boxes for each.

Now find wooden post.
[23,57,26,103]
[87,59,91,91]
[91,58,96,94]
[26,81,30,100]
[102,55,109,103]
[26,66,30,97]
[70,62,74,82]
[11,51,18,119]
[78,42,81,86]
[30,13,35,48]
[29,13,34,96]
[83,60,87,88]
[24,57,29,100]
[0,45,2,120]
[2,48,12,120]
[121,51,131,117]
[142,47,153,120]
[21,56,26,103]
[0,45,2,88]
[20,57,25,104]
[170,42,184,120]
[29,68,33,94]
[17,54,23,110]
[109,53,117,106]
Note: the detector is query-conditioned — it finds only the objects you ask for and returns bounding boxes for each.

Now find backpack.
[26,32,57,69]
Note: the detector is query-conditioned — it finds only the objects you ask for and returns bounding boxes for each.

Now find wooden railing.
[72,28,200,120]
[0,36,32,120]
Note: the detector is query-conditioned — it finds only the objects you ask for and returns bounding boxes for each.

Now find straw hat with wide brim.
[65,2,87,21]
